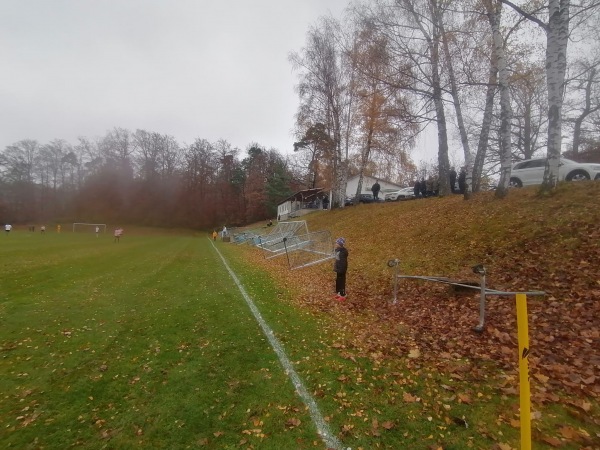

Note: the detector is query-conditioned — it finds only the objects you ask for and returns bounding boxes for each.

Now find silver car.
[510,158,600,187]
[384,187,416,201]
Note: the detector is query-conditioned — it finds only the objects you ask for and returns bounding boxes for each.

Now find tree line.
[0,130,297,229]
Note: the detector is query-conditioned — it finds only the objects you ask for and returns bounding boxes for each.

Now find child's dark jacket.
[334,247,348,273]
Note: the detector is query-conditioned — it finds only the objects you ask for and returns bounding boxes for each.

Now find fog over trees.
[0,131,296,228]
[2,0,599,226]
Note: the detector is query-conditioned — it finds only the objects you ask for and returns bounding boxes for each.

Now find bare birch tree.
[483,0,514,198]
[500,0,600,189]
[439,8,476,198]
[471,63,499,192]
[290,17,351,208]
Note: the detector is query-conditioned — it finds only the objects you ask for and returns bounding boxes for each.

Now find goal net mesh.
[238,220,333,269]
[256,221,310,259]
[285,230,334,270]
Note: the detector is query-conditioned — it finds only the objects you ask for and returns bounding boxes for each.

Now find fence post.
[282,237,291,268]
[516,293,531,450]
[472,265,486,332]
[387,259,400,304]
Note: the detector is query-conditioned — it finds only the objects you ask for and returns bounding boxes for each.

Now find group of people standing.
[413,167,467,197]
[448,167,467,194]
[212,226,228,241]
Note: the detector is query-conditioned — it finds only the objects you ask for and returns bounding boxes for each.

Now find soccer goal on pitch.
[72,223,107,233]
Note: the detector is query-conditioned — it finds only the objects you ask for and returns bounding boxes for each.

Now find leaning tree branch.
[498,0,548,32]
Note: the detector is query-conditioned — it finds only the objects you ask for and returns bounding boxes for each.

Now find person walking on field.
[5,224,12,234]
[333,237,348,301]
[114,227,123,243]
[371,180,381,201]
[212,230,218,241]
[95,226,100,237]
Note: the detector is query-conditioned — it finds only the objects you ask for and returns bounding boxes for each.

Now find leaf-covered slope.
[249,183,600,400]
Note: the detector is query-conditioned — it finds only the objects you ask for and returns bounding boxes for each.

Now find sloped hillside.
[246,183,600,403]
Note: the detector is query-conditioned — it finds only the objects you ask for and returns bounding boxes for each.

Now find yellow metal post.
[516,293,531,450]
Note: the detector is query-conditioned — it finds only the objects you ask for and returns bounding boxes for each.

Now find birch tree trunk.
[432,48,451,197]
[430,0,451,196]
[486,0,513,198]
[440,18,473,199]
[543,0,570,190]
[472,65,498,192]
[500,0,573,190]
[403,0,451,196]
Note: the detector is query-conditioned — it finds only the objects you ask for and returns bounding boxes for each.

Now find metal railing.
[387,259,545,450]
[387,259,544,332]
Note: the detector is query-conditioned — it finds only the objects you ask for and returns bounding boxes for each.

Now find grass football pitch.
[0,230,338,449]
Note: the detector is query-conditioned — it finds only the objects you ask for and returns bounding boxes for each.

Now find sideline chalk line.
[209,239,343,450]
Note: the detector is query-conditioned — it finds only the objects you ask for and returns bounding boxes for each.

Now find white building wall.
[345,175,403,198]
[277,201,292,220]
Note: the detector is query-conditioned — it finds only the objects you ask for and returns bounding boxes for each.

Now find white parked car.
[384,187,415,201]
[510,157,600,187]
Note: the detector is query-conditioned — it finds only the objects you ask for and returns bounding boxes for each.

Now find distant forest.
[0,129,303,229]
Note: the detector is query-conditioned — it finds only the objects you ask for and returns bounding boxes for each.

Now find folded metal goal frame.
[256,221,310,258]
[283,230,335,270]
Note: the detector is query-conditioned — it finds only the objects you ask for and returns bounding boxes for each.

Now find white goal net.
[72,223,107,233]
[246,220,334,270]
[285,230,334,270]
[256,221,309,258]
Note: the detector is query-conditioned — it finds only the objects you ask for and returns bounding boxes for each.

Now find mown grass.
[1,231,326,449]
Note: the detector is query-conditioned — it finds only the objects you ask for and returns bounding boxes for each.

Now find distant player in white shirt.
[113,227,123,243]
[5,224,12,234]
[95,226,100,237]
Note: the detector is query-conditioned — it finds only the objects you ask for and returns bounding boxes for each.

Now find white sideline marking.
[210,240,342,450]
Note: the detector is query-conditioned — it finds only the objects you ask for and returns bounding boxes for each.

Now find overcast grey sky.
[1,0,359,156]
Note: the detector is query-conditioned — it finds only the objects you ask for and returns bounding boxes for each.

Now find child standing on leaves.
[333,237,348,301]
